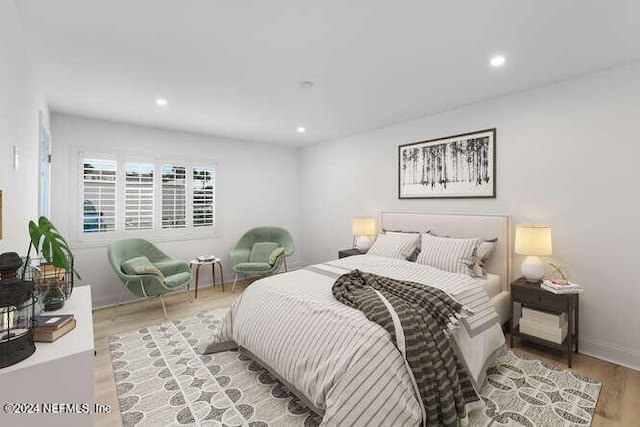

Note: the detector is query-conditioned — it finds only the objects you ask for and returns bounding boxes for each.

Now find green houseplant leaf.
[28,216,81,279]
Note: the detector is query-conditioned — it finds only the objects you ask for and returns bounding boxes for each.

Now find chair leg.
[184,285,194,303]
[111,281,128,321]
[283,257,288,272]
[231,274,240,293]
[140,279,149,298]
[159,295,169,318]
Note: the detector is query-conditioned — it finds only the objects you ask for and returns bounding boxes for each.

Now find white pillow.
[417,233,482,276]
[473,238,498,278]
[367,233,420,260]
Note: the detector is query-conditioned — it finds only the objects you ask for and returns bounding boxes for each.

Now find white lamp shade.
[352,217,376,236]
[515,224,552,256]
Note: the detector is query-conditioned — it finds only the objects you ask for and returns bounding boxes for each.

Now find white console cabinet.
[0,286,94,426]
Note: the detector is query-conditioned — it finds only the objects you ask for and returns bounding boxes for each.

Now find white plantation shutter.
[162,165,187,229]
[82,158,116,232]
[124,162,154,230]
[193,167,215,227]
[78,152,218,238]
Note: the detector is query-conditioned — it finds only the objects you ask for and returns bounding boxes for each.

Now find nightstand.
[509,277,579,367]
[338,248,366,259]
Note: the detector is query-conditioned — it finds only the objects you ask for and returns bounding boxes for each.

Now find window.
[162,165,186,229]
[82,159,116,232]
[193,167,215,227]
[125,162,154,230]
[78,151,218,239]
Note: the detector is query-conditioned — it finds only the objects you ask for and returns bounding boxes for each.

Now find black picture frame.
[398,128,496,199]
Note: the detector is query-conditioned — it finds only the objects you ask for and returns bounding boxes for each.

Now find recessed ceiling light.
[298,81,315,90]
[296,126,306,134]
[156,98,168,107]
[490,55,506,68]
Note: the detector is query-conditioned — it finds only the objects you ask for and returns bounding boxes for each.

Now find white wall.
[300,62,640,370]
[0,0,48,254]
[51,113,302,308]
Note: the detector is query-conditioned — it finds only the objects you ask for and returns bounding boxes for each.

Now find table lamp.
[352,217,375,251]
[515,224,552,282]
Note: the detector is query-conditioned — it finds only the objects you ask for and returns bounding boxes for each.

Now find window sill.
[71,229,222,250]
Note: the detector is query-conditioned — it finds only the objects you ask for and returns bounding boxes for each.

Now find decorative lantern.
[0,252,36,368]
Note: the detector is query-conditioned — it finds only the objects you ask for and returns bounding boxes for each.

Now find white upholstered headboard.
[381,211,512,292]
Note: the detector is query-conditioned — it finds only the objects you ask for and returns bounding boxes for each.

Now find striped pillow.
[367,233,419,260]
[416,233,482,276]
[385,231,422,261]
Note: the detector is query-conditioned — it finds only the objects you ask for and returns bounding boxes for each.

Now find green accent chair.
[231,227,294,292]
[108,238,193,318]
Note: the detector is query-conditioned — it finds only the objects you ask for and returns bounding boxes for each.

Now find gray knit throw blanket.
[332,269,479,426]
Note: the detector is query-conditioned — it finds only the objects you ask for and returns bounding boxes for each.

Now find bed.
[206,212,511,426]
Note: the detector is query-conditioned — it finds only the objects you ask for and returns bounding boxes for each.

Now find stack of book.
[34,314,76,343]
[519,307,568,344]
[541,279,583,294]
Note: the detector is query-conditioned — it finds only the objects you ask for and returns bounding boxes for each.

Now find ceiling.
[16,0,640,146]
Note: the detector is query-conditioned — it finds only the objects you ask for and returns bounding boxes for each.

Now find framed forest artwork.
[398,128,496,199]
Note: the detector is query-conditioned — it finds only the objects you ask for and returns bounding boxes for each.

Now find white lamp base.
[355,235,372,252]
[521,256,545,282]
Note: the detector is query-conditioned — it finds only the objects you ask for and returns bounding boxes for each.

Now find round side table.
[189,257,224,298]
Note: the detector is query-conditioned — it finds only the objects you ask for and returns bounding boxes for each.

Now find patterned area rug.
[469,351,601,426]
[110,309,601,426]
[109,308,321,426]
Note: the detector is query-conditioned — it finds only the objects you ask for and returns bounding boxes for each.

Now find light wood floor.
[93,283,640,427]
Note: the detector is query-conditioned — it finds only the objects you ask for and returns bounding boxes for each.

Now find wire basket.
[19,256,74,300]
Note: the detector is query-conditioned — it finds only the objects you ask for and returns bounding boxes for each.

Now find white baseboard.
[580,336,640,372]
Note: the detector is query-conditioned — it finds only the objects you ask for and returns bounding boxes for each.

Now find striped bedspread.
[205,255,505,426]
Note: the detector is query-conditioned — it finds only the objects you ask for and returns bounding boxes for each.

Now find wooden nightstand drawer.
[513,281,570,311]
[539,291,569,310]
[512,285,540,304]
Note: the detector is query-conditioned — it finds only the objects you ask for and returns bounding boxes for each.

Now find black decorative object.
[0,252,36,368]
